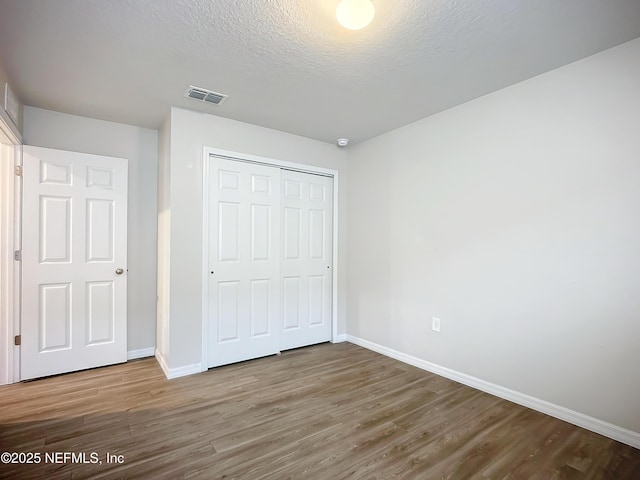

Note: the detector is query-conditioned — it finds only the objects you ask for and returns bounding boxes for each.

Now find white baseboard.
[154,349,170,377]
[333,334,347,343]
[154,349,202,380]
[346,335,640,449]
[127,347,155,360]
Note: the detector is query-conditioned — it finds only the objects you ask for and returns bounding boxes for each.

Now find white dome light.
[336,0,375,30]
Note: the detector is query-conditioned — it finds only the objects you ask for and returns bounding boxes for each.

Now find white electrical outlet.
[432,317,441,332]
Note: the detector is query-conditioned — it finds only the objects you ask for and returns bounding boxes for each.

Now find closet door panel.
[208,159,281,367]
[280,171,333,350]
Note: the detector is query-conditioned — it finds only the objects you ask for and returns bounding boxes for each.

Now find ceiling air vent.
[185,86,228,105]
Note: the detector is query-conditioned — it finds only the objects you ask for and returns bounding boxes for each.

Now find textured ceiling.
[1,0,639,144]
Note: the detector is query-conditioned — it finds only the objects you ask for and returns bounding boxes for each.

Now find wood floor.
[0,343,638,479]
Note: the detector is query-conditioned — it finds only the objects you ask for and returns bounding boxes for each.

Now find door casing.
[0,117,21,385]
[201,146,340,371]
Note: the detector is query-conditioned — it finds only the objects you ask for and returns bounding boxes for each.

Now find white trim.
[201,149,209,372]
[127,347,155,360]
[331,171,339,344]
[201,146,340,371]
[203,146,338,177]
[332,334,347,343]
[3,83,19,129]
[346,335,640,449]
[0,118,21,385]
[12,144,21,384]
[0,142,13,385]
[155,349,202,379]
[155,349,170,377]
[0,114,20,145]
[0,97,21,143]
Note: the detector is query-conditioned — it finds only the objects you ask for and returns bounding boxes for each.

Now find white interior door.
[280,170,333,350]
[21,146,128,380]
[208,158,281,367]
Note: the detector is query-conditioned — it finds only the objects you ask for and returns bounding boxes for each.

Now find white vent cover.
[185,86,228,105]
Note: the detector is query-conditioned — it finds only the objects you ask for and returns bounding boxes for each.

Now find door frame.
[0,116,21,385]
[201,146,340,371]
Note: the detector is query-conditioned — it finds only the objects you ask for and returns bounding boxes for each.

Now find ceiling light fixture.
[337,138,349,147]
[336,0,375,30]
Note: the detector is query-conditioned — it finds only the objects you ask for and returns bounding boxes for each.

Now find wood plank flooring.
[0,342,638,479]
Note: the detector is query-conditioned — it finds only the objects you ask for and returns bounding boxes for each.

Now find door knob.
[115,268,124,275]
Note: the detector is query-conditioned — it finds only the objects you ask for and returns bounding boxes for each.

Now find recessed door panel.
[250,280,270,336]
[284,208,301,260]
[218,281,240,342]
[39,283,71,352]
[252,175,271,195]
[39,196,71,263]
[309,183,325,202]
[284,180,301,200]
[86,199,114,262]
[40,160,71,185]
[283,277,300,330]
[309,210,325,260]
[219,170,240,190]
[86,281,114,345]
[251,204,271,261]
[308,275,324,326]
[219,202,240,262]
[87,167,114,189]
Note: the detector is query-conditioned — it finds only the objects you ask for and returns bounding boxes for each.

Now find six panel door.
[21,146,128,380]
[280,170,333,350]
[208,158,282,367]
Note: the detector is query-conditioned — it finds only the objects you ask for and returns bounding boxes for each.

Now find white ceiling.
[1,0,639,144]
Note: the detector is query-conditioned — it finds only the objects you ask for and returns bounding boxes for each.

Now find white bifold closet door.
[207,158,333,368]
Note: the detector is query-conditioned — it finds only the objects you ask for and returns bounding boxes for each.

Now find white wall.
[347,38,640,434]
[160,107,348,369]
[23,107,158,353]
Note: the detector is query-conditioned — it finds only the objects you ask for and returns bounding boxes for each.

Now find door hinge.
[14,250,21,261]
[14,335,21,346]
[15,165,22,176]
